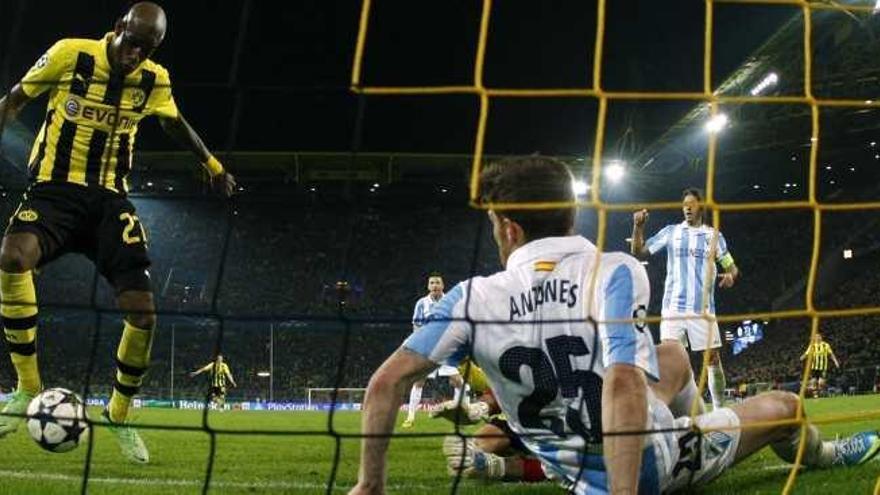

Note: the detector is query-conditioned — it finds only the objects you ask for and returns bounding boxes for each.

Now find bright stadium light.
[604,161,626,183]
[705,113,729,134]
[257,371,271,377]
[572,180,590,196]
[843,249,853,259]
[750,72,779,95]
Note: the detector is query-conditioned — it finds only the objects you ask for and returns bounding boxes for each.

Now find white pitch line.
[0,469,435,492]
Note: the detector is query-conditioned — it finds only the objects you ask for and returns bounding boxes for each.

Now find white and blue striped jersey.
[403,236,663,494]
[645,222,730,315]
[412,294,443,330]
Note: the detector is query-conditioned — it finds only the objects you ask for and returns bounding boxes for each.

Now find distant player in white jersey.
[349,156,879,495]
[630,188,738,410]
[402,272,467,428]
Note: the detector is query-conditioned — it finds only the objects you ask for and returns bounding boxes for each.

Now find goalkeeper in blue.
[349,156,879,494]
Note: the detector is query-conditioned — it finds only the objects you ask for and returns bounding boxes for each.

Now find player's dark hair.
[428,271,443,280]
[479,155,576,240]
[682,187,707,224]
[682,187,703,201]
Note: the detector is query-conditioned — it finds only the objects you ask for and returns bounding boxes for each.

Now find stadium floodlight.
[843,249,853,259]
[257,371,271,377]
[372,182,380,188]
[604,161,626,183]
[704,113,729,134]
[749,72,779,96]
[572,180,590,196]
[875,0,879,14]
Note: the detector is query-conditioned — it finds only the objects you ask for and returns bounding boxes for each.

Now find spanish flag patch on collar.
[534,261,556,272]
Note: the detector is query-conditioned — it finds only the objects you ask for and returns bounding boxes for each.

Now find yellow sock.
[1,270,41,394]
[108,320,153,423]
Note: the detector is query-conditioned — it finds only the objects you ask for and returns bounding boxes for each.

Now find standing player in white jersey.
[402,272,466,428]
[349,156,879,495]
[630,188,738,410]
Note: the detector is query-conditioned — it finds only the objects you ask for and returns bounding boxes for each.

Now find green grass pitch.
[1,395,877,494]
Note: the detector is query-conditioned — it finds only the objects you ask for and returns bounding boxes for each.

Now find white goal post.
[307,388,367,408]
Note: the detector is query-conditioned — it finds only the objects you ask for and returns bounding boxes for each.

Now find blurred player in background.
[350,156,879,495]
[0,2,235,464]
[402,272,467,428]
[801,333,840,397]
[631,188,739,410]
[190,354,237,409]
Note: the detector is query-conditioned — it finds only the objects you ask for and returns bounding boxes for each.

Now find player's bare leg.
[0,233,42,437]
[102,290,155,464]
[730,391,879,467]
[651,342,706,417]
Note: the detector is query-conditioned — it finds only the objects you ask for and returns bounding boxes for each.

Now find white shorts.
[656,407,742,492]
[532,396,741,494]
[660,311,722,351]
[427,365,459,379]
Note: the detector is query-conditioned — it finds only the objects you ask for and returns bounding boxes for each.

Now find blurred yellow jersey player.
[801,333,839,398]
[190,354,237,409]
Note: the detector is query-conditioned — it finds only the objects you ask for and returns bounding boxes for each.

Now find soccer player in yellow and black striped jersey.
[190,354,237,409]
[801,333,840,389]
[0,2,236,464]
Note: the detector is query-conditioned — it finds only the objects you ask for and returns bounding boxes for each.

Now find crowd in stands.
[0,188,877,401]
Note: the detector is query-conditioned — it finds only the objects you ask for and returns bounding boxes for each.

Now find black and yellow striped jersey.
[805,342,834,371]
[201,361,232,389]
[20,33,178,194]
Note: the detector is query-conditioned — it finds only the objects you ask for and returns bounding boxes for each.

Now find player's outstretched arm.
[830,349,841,369]
[189,363,212,377]
[159,114,237,197]
[0,84,33,130]
[630,209,650,259]
[227,370,237,388]
[350,348,435,495]
[602,363,648,495]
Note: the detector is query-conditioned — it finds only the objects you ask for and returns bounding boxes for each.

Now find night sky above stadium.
[2,1,793,155]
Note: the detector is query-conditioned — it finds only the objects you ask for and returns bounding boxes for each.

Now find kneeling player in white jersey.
[402,272,467,428]
[631,188,737,410]
[349,157,879,495]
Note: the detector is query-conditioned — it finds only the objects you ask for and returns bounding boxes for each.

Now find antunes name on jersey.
[509,278,579,320]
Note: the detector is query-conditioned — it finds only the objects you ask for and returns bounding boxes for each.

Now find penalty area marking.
[0,469,435,492]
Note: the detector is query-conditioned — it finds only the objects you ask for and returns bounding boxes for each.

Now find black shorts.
[5,182,151,292]
[211,386,226,398]
[813,368,828,380]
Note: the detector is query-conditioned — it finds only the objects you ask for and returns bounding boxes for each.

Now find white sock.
[771,424,836,468]
[452,384,471,407]
[669,377,705,417]
[708,364,726,410]
[407,385,423,420]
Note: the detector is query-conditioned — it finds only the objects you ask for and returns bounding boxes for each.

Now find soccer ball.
[26,388,90,453]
